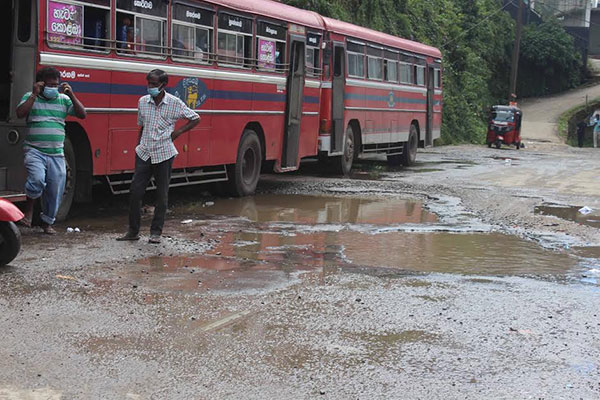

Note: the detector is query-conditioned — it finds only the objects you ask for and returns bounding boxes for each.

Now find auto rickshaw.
[486,105,523,149]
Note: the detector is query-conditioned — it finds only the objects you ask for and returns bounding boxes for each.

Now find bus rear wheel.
[226,129,262,197]
[400,124,418,166]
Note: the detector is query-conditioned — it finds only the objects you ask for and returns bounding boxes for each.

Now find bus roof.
[322,17,442,59]
[204,0,324,30]
[196,1,442,59]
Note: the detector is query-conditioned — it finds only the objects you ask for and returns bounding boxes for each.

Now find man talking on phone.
[16,67,86,234]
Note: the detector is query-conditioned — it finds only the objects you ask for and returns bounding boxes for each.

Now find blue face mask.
[147,86,162,98]
[43,87,59,99]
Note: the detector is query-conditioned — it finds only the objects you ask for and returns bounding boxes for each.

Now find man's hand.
[60,82,73,97]
[32,81,44,96]
[171,117,200,141]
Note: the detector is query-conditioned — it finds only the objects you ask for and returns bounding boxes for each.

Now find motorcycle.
[486,105,523,149]
[0,198,24,266]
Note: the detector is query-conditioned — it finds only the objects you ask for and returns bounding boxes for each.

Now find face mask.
[43,87,59,99]
[147,86,162,98]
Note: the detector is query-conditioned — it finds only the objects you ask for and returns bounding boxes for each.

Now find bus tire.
[56,137,76,222]
[228,129,262,197]
[0,221,21,267]
[400,124,419,166]
[332,126,355,176]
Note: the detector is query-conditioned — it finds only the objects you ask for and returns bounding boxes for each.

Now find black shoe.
[116,232,140,241]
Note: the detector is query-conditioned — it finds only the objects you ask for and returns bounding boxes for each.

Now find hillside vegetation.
[284,0,584,144]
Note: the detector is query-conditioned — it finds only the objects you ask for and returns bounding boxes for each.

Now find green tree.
[280,0,582,144]
[518,20,583,97]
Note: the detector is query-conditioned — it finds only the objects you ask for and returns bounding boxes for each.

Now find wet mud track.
[2,144,600,399]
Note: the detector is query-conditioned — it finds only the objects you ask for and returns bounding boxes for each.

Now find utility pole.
[509,0,525,105]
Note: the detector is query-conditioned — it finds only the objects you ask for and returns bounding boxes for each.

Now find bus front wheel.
[227,129,262,197]
[332,126,355,176]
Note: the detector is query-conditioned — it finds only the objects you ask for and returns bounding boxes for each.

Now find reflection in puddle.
[184,194,438,225]
[535,204,600,229]
[109,194,594,294]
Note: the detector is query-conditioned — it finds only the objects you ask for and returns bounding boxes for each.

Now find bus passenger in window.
[117,69,200,244]
[119,17,134,52]
[15,67,87,234]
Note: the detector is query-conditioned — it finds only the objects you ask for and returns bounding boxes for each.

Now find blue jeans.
[24,148,66,225]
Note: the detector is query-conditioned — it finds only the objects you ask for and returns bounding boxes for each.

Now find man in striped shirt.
[16,67,86,234]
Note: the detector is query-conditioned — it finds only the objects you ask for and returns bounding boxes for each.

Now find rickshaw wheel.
[495,140,502,149]
[487,142,492,148]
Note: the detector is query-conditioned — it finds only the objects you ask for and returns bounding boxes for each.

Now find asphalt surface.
[1,141,600,399]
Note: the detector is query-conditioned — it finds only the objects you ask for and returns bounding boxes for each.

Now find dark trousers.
[128,155,174,236]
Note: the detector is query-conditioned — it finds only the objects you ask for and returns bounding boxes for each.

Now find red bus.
[0,0,442,219]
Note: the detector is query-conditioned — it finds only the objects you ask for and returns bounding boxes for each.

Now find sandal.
[17,217,32,228]
[41,223,56,235]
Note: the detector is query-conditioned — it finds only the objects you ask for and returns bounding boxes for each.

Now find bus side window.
[17,0,32,43]
[217,13,253,68]
[116,12,135,53]
[115,0,167,57]
[83,4,110,50]
[171,4,214,63]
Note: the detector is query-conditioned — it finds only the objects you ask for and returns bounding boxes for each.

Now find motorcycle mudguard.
[0,199,24,222]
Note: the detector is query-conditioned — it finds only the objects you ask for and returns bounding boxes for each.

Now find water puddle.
[177,194,438,225]
[535,204,600,229]
[102,194,596,294]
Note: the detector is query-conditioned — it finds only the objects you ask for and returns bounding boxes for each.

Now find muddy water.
[535,204,600,229]
[109,194,591,294]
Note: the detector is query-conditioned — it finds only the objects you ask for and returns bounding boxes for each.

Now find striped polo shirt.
[19,92,75,156]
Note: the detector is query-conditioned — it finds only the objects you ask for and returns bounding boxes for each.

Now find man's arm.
[138,126,144,145]
[171,117,199,141]
[16,81,44,119]
[61,83,86,119]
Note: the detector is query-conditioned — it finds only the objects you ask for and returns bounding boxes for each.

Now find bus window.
[46,0,110,51]
[399,63,411,84]
[416,65,425,86]
[256,21,287,72]
[217,13,253,68]
[116,0,168,57]
[306,32,322,77]
[385,60,398,83]
[17,0,32,43]
[347,41,365,78]
[384,50,398,83]
[171,3,214,63]
[435,68,441,88]
[367,57,382,80]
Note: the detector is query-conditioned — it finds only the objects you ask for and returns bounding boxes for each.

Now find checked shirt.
[136,92,199,164]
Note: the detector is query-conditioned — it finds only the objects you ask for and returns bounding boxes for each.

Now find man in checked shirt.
[117,69,199,244]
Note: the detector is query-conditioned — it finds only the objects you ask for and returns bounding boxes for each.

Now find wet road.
[2,144,600,399]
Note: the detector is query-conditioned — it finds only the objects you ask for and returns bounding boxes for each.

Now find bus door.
[282,36,306,169]
[0,0,35,195]
[331,43,345,153]
[425,65,435,146]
